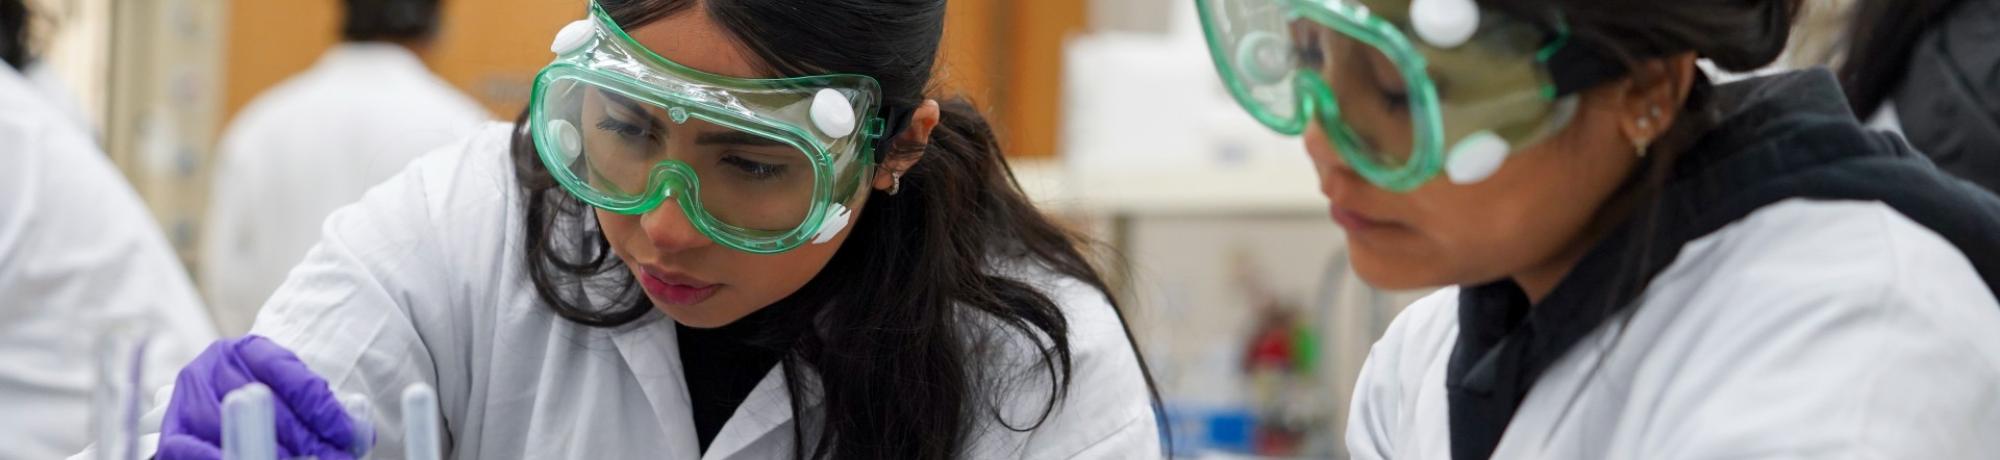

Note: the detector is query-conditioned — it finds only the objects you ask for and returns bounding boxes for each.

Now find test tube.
[402,383,441,460]
[222,383,277,460]
[90,325,151,460]
[343,393,377,459]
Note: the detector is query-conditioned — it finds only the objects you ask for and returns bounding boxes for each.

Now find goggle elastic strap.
[1443,13,1638,186]
[873,104,917,161]
[801,105,913,245]
[1528,10,1687,99]
[801,104,912,245]
[1543,35,1633,97]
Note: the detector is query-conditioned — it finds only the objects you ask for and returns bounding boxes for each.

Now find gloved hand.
[156,335,363,460]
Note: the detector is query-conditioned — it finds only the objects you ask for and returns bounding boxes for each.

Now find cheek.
[595,209,645,259]
[1318,91,1643,288]
[1340,184,1496,289]
[713,202,864,312]
[1407,126,1637,280]
[709,220,847,320]
[751,239,841,290]
[1399,186,1543,280]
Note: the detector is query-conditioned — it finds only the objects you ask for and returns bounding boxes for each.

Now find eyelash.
[721,155,786,180]
[596,118,656,142]
[1379,87,1410,111]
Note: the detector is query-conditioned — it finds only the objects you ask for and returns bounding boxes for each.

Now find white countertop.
[1010,158,1327,217]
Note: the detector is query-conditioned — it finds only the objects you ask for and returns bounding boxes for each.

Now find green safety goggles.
[529,2,894,254]
[1198,0,1628,192]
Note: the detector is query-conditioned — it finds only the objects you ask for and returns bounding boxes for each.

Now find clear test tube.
[343,393,377,459]
[402,384,441,460]
[90,324,152,460]
[222,383,278,460]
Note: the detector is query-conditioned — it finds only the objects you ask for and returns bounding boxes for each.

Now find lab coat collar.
[1444,69,2000,459]
[609,311,826,459]
[608,313,705,459]
[704,365,824,458]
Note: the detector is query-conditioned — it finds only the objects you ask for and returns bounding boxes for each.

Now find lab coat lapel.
[609,315,704,460]
[704,365,825,459]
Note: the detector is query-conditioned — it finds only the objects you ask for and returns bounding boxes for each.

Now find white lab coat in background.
[21,62,96,139]
[0,66,217,460]
[135,124,1161,459]
[1347,200,2000,459]
[200,42,488,335]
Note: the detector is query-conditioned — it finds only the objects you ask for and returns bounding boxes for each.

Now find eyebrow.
[602,91,667,134]
[696,130,790,147]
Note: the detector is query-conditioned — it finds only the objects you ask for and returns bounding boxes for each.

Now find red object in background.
[1255,427,1304,456]
[1245,328,1293,373]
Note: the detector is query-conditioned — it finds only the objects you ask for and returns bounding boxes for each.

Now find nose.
[1302,121,1363,196]
[639,200,714,254]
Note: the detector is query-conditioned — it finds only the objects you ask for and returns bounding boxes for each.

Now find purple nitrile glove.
[156,335,362,460]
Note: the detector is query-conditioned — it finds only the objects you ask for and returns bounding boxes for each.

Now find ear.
[1614,52,1701,151]
[873,99,942,191]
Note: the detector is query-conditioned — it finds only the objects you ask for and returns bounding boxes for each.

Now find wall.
[222,0,578,122]
[221,0,1078,158]
[105,0,226,264]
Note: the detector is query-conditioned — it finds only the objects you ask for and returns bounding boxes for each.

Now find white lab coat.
[136,124,1161,459]
[0,66,217,460]
[21,62,95,139]
[1346,200,2000,459]
[200,43,489,335]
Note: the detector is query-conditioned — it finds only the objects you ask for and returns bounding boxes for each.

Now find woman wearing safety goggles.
[1196,0,2000,458]
[134,1,1163,459]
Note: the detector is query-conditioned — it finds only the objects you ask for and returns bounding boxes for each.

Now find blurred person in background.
[2,0,90,135]
[1198,0,2000,457]
[1840,0,2000,193]
[200,0,488,334]
[1,0,217,457]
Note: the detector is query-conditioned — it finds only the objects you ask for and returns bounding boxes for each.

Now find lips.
[639,267,720,306]
[1329,204,1395,232]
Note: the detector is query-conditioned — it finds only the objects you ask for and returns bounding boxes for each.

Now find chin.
[652,301,748,329]
[1347,246,1451,292]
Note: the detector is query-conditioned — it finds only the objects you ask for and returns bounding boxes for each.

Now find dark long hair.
[1476,0,1806,287]
[507,1,1161,458]
[1837,0,1966,118]
[2,0,28,71]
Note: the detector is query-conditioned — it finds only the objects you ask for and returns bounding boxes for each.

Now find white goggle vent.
[1412,0,1480,49]
[810,89,857,139]
[552,20,595,55]
[1444,130,1510,184]
[811,203,852,244]
[548,119,583,163]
